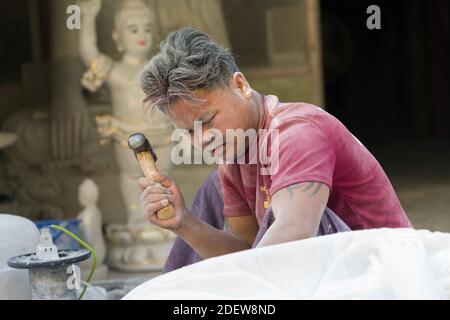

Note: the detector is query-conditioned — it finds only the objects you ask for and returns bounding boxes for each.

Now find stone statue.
[78,0,174,225]
[0,0,125,223]
[1,109,118,222]
[77,179,107,278]
[78,0,176,271]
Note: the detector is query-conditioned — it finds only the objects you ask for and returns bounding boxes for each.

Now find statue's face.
[117,15,153,57]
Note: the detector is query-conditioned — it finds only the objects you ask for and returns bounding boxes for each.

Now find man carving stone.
[138,27,412,267]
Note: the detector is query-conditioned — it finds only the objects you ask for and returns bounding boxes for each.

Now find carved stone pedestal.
[105,223,175,272]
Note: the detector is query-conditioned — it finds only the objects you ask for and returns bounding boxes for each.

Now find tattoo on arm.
[286,182,323,200]
[310,183,322,197]
[286,184,303,200]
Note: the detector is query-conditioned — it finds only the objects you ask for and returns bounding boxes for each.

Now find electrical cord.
[81,280,108,300]
[50,224,97,300]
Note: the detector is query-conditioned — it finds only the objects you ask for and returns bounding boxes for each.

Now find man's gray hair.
[140,27,239,115]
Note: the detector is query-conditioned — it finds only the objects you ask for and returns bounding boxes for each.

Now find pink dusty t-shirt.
[219,95,412,230]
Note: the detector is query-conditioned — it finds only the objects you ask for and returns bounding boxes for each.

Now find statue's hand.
[78,0,101,16]
[81,54,113,92]
[95,114,131,147]
[95,114,115,138]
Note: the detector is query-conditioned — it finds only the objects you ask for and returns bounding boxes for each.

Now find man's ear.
[230,72,252,98]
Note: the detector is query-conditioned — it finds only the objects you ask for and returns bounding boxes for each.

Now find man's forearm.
[175,211,251,259]
[256,219,314,248]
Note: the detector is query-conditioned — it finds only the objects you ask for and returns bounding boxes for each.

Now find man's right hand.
[139,173,254,259]
[138,172,188,232]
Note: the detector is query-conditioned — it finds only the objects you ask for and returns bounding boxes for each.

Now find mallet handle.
[137,151,175,220]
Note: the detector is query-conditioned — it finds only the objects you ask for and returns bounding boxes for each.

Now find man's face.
[167,79,256,163]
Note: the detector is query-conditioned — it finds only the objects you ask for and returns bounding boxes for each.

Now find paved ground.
[371,139,450,232]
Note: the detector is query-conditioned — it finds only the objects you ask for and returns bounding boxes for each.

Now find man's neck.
[252,92,265,130]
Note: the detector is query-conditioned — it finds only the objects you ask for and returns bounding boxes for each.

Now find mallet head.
[128,133,157,162]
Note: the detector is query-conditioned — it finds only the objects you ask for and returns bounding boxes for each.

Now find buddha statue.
[78,0,175,271]
[78,0,174,226]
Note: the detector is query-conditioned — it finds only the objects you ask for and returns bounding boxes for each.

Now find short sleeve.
[219,165,254,217]
[268,118,336,196]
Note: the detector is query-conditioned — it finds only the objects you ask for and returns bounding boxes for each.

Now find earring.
[245,89,252,98]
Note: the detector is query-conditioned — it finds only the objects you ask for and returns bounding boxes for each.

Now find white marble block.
[124,228,450,300]
[0,214,40,300]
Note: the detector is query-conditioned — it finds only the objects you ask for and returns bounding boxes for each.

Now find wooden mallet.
[128,133,175,220]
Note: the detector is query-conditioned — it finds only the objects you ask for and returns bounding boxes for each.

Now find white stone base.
[105,223,175,272]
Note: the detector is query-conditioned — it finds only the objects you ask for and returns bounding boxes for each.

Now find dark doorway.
[320,0,450,143]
